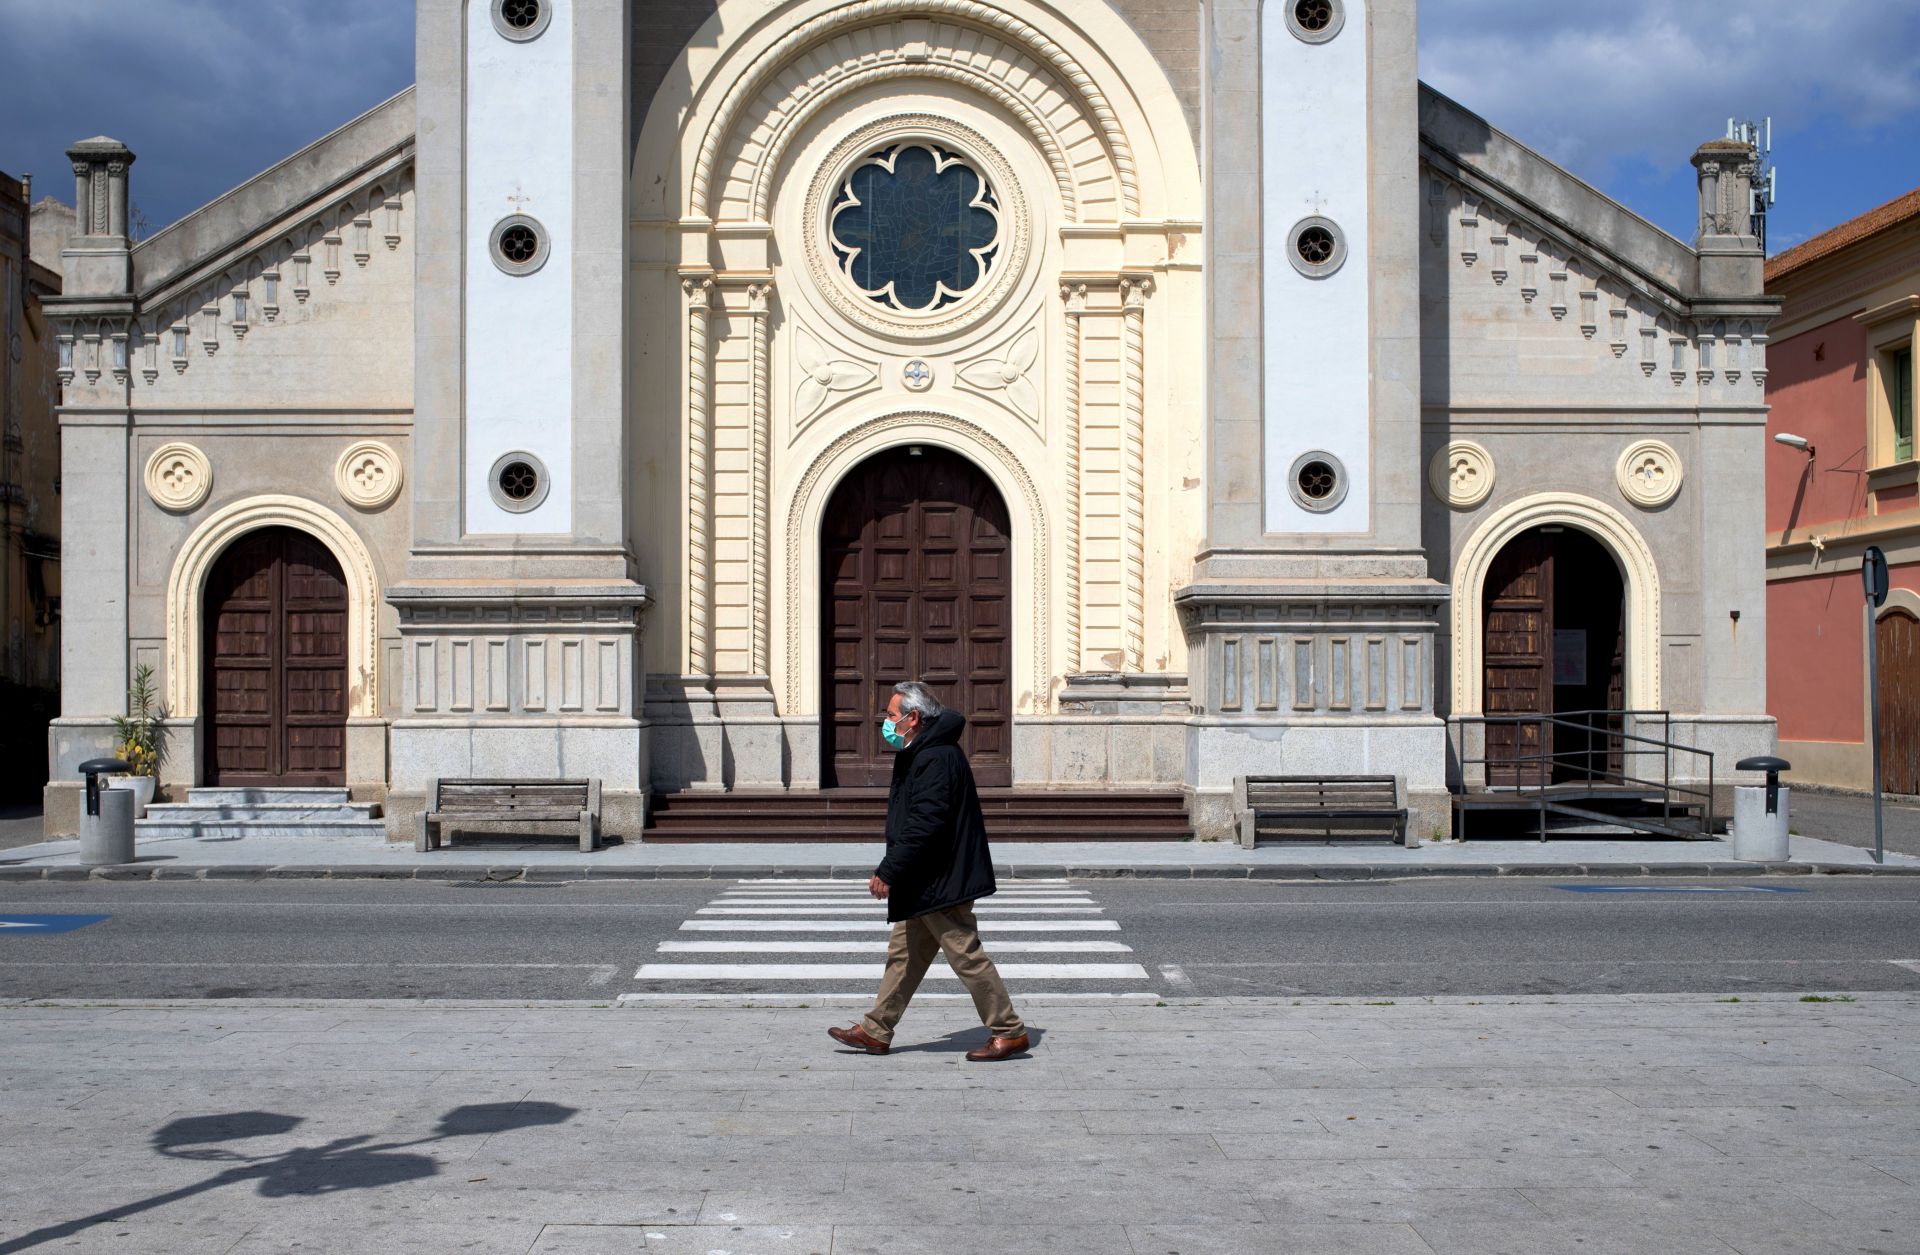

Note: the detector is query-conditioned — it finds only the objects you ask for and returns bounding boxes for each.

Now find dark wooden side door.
[203,527,349,787]
[1878,608,1920,796]
[822,446,1012,788]
[1482,532,1553,786]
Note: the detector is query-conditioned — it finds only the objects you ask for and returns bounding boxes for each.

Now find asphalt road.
[4,876,1919,1001]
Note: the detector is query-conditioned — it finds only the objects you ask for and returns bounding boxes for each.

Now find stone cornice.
[1420,84,1710,308]
[133,88,415,306]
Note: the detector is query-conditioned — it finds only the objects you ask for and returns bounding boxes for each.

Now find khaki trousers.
[860,903,1024,1043]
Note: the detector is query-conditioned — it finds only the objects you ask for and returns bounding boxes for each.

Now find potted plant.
[108,663,168,817]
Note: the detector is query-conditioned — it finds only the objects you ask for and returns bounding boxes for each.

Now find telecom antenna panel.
[1726,116,1778,250]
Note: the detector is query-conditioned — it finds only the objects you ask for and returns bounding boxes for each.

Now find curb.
[1,861,1916,882]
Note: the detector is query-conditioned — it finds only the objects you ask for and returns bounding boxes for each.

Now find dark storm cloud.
[0,0,413,234]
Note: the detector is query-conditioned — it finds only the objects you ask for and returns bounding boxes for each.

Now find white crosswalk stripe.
[623,878,1156,1002]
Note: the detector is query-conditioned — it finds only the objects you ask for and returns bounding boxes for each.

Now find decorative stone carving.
[1616,439,1683,508]
[334,440,403,510]
[956,327,1039,421]
[795,330,876,423]
[1427,440,1495,509]
[902,359,934,392]
[143,442,212,512]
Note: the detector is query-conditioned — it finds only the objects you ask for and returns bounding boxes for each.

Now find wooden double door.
[1481,527,1625,785]
[821,446,1012,788]
[202,527,349,786]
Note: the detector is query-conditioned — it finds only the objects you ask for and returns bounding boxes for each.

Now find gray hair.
[893,680,945,721]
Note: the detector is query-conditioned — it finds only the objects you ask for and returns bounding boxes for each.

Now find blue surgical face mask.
[881,717,907,750]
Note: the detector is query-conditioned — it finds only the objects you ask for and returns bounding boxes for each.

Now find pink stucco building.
[1764,187,1920,793]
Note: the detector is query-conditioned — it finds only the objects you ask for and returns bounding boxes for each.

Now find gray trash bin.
[1731,755,1791,862]
[78,758,135,866]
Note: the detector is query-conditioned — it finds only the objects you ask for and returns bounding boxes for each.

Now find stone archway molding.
[691,0,1142,220]
[1451,492,1662,715]
[783,412,1050,715]
[165,494,383,720]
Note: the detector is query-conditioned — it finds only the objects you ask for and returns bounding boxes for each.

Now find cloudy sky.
[2,1,1915,254]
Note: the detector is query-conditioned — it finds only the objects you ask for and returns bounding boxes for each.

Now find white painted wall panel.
[1261,0,1370,533]
[464,0,573,534]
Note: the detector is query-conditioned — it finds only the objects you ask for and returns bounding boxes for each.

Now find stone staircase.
[136,787,385,840]
[646,789,1194,842]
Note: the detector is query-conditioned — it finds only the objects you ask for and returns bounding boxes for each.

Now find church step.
[187,787,354,806]
[145,801,378,823]
[135,818,388,840]
[643,828,1193,844]
[645,789,1192,842]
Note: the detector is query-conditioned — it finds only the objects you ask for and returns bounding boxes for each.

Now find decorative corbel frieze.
[321,231,342,285]
[230,284,251,340]
[291,250,311,304]
[82,330,102,382]
[383,196,404,251]
[109,330,129,384]
[1489,223,1509,285]
[169,322,189,373]
[1519,251,1538,303]
[352,213,373,267]
[140,324,159,384]
[1459,198,1479,267]
[200,303,220,356]
[261,268,280,322]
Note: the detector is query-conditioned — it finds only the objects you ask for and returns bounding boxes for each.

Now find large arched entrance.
[820,445,1012,788]
[1481,525,1626,785]
[201,526,350,787]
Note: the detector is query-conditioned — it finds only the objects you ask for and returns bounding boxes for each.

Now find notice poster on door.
[1553,630,1587,686]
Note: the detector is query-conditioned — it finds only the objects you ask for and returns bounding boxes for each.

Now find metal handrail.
[1446,709,1717,840]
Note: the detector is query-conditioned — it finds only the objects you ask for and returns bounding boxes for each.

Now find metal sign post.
[1863,545,1889,864]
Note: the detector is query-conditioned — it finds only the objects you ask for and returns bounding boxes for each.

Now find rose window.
[828,144,1001,314]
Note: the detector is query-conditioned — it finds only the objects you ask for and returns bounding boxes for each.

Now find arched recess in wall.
[633,0,1202,223]
[165,494,383,720]
[1450,492,1663,714]
[782,411,1050,716]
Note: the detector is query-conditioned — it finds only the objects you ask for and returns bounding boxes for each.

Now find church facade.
[43,0,1776,840]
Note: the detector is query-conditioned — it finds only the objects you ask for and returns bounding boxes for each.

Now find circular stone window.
[489,214,549,276]
[829,143,1002,314]
[491,0,552,41]
[1289,450,1349,513]
[1286,0,1346,43]
[1287,216,1348,278]
[804,116,1029,343]
[488,451,550,514]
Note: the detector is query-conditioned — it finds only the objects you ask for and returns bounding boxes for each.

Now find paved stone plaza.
[2,994,1916,1253]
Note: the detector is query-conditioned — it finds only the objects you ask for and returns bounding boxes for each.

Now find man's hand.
[868,875,889,899]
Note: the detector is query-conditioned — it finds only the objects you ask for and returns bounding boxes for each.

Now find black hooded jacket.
[873,708,997,922]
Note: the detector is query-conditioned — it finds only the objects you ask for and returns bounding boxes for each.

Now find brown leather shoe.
[827,1024,890,1055]
[966,1033,1030,1062]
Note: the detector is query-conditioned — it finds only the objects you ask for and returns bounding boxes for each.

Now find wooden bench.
[416,778,602,852]
[1233,775,1409,848]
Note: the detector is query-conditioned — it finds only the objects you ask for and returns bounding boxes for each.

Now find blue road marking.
[1553,885,1808,894]
[0,914,112,933]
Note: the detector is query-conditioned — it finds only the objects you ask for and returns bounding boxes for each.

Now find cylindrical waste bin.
[1731,755,1791,862]
[78,758,135,866]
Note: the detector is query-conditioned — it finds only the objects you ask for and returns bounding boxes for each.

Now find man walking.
[828,681,1030,1061]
